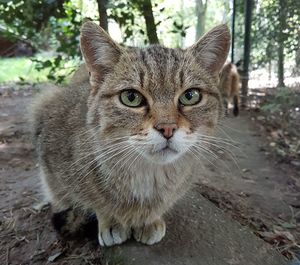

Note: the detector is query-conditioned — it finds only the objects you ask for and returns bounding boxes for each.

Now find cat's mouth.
[158,146,177,154]
[151,144,178,155]
[144,142,181,164]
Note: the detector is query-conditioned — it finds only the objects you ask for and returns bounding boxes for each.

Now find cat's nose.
[154,123,178,139]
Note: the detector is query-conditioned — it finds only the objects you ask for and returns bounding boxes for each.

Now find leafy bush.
[260,88,300,162]
[261,89,297,115]
[0,0,82,83]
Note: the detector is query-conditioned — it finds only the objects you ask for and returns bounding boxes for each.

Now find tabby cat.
[31,21,230,246]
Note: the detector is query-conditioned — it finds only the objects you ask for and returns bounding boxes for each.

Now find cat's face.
[81,22,230,164]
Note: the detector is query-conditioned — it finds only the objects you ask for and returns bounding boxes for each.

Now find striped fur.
[31,22,230,246]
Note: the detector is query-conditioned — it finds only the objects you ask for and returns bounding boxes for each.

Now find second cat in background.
[219,62,241,116]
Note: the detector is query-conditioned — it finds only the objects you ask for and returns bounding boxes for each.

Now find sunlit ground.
[249,68,300,90]
[249,76,300,89]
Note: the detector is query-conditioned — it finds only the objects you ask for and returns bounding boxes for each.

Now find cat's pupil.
[127,91,136,102]
[185,90,193,100]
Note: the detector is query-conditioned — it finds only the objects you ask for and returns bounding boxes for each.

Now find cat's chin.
[144,147,182,164]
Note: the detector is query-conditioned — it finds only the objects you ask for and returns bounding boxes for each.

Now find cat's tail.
[51,207,98,240]
[233,95,239,116]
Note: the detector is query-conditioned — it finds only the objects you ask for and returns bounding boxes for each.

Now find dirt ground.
[0,84,299,264]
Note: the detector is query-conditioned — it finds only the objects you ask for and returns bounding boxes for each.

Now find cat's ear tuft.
[80,21,123,91]
[187,24,231,76]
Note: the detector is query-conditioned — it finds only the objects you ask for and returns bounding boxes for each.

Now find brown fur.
[219,63,240,116]
[31,22,230,246]
[69,63,89,85]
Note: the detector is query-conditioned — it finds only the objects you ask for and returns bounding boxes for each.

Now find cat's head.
[80,22,230,164]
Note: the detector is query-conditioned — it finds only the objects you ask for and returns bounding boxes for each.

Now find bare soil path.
[0,84,297,264]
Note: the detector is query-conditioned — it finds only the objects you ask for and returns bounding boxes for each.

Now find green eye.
[179,88,202,106]
[120,89,145,107]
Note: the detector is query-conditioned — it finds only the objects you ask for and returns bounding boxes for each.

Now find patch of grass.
[0,56,80,84]
[0,57,50,83]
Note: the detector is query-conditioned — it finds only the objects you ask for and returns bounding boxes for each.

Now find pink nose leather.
[155,123,178,139]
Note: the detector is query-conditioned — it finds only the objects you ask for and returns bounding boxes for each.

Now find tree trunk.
[295,29,300,74]
[241,0,253,108]
[139,0,159,44]
[195,0,207,40]
[277,42,285,87]
[268,61,272,81]
[231,0,236,63]
[277,0,285,87]
[96,0,108,32]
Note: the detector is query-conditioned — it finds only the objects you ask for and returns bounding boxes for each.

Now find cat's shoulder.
[70,63,89,85]
[32,84,80,112]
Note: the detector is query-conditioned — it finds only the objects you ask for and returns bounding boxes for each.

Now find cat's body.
[32,83,193,242]
[69,63,89,85]
[219,62,240,116]
[31,22,230,246]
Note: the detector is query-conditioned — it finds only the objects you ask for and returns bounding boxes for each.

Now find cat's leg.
[38,167,91,237]
[223,96,229,116]
[133,218,166,245]
[39,167,71,211]
[33,167,54,211]
[233,94,239,116]
[51,207,98,239]
[96,212,131,246]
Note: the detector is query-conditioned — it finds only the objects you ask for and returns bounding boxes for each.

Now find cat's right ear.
[80,21,123,93]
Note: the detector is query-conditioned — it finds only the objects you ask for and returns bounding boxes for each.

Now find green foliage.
[153,0,193,48]
[108,0,141,43]
[261,89,296,115]
[0,0,65,41]
[0,0,81,83]
[108,0,171,45]
[260,88,300,161]
[31,55,79,84]
[0,57,49,83]
[0,56,79,84]
[232,0,299,86]
[171,18,189,38]
[33,2,82,83]
[2,0,298,85]
[251,0,300,69]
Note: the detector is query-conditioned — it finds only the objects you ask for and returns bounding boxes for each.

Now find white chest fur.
[101,156,189,203]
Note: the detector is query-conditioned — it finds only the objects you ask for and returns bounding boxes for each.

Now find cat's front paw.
[133,219,166,245]
[98,223,131,247]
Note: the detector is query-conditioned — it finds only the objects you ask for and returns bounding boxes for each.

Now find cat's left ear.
[80,21,123,92]
[187,24,231,77]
